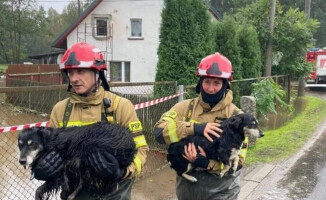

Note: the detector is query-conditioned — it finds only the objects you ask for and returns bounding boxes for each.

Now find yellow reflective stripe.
[133,156,142,174]
[133,135,147,148]
[58,121,96,127]
[128,121,143,132]
[162,116,179,143]
[113,96,121,110]
[106,116,114,123]
[163,111,177,119]
[239,137,249,158]
[219,162,224,170]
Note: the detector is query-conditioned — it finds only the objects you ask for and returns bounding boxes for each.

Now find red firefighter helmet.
[60,42,107,71]
[196,52,233,80]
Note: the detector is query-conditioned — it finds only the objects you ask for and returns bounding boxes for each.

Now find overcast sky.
[36,0,70,14]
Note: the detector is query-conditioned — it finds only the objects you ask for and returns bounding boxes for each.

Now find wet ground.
[244,88,326,200]
[1,79,326,200]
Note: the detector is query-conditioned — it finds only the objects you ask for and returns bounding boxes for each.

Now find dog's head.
[231,113,264,138]
[18,127,52,168]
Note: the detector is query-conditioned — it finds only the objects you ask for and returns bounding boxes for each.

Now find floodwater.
[286,132,326,200]
[249,88,326,200]
[257,130,326,200]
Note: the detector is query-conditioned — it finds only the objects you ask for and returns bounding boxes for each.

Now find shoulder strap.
[62,98,72,128]
[112,96,122,122]
[185,99,194,122]
[103,95,122,124]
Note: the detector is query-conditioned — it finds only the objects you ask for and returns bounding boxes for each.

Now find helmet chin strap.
[99,70,110,91]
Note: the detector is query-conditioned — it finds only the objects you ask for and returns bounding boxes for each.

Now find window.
[96,18,107,36]
[91,14,111,38]
[131,19,142,37]
[110,62,131,82]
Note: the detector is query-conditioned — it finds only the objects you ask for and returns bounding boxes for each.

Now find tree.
[238,25,262,78]
[210,0,256,15]
[234,0,318,78]
[273,8,319,76]
[155,0,214,95]
[279,0,326,48]
[0,0,39,63]
[214,16,242,80]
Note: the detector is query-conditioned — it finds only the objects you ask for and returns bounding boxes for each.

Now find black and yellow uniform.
[154,90,247,200]
[50,86,148,200]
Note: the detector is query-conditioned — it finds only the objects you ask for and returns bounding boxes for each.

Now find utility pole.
[305,0,311,17]
[264,0,276,77]
[298,0,311,96]
[77,0,81,16]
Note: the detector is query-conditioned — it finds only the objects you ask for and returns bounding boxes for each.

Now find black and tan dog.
[18,122,136,200]
[167,113,264,182]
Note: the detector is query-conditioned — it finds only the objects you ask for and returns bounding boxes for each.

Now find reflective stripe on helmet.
[196,52,233,80]
[60,42,107,71]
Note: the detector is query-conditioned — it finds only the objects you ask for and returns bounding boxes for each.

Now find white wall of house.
[66,0,164,83]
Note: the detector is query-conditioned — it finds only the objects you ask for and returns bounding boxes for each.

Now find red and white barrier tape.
[0,121,50,134]
[0,92,184,134]
[134,93,183,110]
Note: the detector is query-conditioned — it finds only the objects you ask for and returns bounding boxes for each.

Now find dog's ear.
[230,115,243,130]
[36,127,53,144]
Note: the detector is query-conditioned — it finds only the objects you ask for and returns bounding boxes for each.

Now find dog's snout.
[19,158,27,165]
[259,130,264,137]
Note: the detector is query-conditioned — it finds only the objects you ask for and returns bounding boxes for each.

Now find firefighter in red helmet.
[33,42,148,200]
[154,53,246,200]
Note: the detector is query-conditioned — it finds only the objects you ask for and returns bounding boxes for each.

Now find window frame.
[109,61,131,82]
[129,18,143,40]
[96,18,107,36]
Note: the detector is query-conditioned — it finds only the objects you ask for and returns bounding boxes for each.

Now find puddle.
[280,131,326,199]
[258,98,307,131]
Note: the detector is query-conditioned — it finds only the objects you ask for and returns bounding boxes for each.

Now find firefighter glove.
[193,154,209,169]
[88,151,125,180]
[33,151,64,180]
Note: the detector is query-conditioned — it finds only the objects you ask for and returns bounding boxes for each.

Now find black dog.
[18,122,137,200]
[167,113,264,182]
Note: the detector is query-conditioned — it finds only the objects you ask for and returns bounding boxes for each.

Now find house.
[28,49,66,64]
[51,0,220,83]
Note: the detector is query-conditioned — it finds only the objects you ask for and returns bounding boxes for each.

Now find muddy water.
[258,98,307,131]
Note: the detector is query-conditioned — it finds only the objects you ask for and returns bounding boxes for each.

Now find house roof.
[207,4,222,20]
[28,49,66,59]
[51,0,103,49]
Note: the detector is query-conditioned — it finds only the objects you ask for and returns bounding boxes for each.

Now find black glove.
[193,154,209,169]
[88,151,125,180]
[33,151,64,180]
[194,123,207,136]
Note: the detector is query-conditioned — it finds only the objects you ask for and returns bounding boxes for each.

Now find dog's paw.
[182,173,198,182]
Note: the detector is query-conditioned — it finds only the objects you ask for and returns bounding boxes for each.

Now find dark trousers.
[176,170,241,200]
[75,178,135,200]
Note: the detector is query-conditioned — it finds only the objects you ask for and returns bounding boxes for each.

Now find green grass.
[245,96,326,166]
[0,65,7,74]
[0,65,7,70]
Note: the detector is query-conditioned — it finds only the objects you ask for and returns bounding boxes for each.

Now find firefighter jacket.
[154,90,247,173]
[49,86,149,179]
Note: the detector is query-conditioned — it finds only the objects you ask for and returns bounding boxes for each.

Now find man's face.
[201,77,223,94]
[67,69,97,96]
